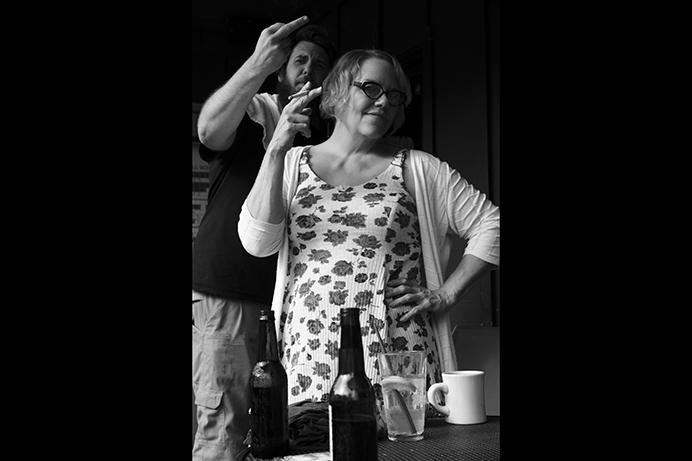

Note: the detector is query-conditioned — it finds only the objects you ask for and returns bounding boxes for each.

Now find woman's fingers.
[406,292,444,321]
[305,86,323,102]
[387,278,407,287]
[291,85,322,107]
[399,296,435,321]
[286,113,310,125]
[399,307,422,322]
[385,278,444,321]
[384,280,416,299]
[275,82,321,143]
[386,280,427,308]
[385,285,417,302]
[296,124,311,138]
[388,292,421,308]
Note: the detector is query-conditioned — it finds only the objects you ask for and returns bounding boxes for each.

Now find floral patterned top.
[278,148,442,408]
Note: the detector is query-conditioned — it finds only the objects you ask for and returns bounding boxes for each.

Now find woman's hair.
[319,49,412,134]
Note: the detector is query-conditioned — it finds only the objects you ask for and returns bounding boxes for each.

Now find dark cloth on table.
[288,400,330,453]
[238,399,387,459]
[288,399,387,454]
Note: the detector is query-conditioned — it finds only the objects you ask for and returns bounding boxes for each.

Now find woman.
[238,49,499,410]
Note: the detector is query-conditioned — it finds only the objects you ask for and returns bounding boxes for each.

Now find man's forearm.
[197,57,271,151]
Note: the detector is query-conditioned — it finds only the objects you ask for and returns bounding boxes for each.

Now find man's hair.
[278,24,337,76]
[319,49,412,134]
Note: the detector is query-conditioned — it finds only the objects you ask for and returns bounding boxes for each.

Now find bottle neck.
[338,308,365,375]
[258,313,279,362]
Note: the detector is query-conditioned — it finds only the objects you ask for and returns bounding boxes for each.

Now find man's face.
[279,40,330,94]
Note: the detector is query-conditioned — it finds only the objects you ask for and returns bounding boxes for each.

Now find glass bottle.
[328,307,378,461]
[249,309,289,458]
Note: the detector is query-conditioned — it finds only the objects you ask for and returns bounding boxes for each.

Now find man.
[192,16,336,461]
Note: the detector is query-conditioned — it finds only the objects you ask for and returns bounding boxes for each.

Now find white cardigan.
[238,146,500,372]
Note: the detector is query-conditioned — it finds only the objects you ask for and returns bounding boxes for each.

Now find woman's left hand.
[384,279,450,322]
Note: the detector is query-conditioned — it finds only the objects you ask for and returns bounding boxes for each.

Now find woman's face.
[336,58,403,140]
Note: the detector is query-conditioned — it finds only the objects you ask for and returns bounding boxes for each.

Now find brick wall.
[192,104,209,243]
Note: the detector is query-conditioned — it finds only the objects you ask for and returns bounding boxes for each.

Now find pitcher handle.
[427,382,449,416]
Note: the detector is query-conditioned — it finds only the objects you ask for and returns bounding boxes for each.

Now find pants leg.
[192,293,261,461]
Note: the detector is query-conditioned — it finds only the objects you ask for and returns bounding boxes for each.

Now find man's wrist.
[243,55,274,80]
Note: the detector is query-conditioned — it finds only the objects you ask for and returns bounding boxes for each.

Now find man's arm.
[197,16,309,151]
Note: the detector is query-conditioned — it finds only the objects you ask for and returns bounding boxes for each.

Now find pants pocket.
[192,323,203,390]
[194,389,225,443]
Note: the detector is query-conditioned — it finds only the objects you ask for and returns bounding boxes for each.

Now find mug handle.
[427,382,450,416]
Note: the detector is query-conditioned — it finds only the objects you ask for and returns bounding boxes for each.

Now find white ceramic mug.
[427,371,486,425]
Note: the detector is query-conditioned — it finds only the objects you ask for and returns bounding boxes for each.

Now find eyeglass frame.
[352,81,407,106]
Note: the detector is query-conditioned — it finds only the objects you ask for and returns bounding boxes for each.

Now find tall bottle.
[329,307,378,461]
[249,309,289,458]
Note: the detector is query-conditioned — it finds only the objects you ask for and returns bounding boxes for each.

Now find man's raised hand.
[249,16,310,76]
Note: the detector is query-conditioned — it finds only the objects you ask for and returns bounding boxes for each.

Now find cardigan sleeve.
[237,145,306,257]
[236,93,286,257]
[238,204,285,257]
[443,163,500,266]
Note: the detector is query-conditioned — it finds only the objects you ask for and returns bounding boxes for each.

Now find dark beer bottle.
[249,309,289,458]
[328,308,378,461]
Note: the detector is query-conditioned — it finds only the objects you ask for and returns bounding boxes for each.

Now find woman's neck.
[321,122,382,159]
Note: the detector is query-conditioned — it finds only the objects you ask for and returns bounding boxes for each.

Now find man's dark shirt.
[192,109,328,304]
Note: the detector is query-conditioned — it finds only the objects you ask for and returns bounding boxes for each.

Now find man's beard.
[276,77,297,109]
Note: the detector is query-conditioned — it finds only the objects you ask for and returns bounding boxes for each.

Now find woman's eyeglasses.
[352,81,406,106]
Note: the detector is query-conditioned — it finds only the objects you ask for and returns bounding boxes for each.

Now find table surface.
[279,416,500,461]
[379,416,500,461]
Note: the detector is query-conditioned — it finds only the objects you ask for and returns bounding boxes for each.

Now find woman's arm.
[244,84,321,223]
[238,85,322,256]
[388,155,499,321]
[388,254,495,322]
[446,167,500,266]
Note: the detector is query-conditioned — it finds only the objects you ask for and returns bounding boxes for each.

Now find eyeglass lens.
[360,82,404,105]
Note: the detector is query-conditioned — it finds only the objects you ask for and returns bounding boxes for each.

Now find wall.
[429,0,496,329]
[454,326,500,416]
